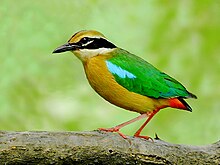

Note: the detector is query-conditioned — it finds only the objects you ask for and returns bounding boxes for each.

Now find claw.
[134,134,154,142]
[117,131,127,139]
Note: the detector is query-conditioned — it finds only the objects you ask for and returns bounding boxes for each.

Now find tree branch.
[0,131,219,164]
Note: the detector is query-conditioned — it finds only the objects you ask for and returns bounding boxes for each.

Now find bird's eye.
[81,37,90,44]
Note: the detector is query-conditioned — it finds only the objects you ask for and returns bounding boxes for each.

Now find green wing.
[106,49,194,99]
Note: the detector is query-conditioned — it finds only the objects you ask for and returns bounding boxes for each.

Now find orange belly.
[83,55,170,114]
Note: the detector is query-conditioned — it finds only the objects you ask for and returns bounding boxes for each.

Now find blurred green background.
[1,0,219,145]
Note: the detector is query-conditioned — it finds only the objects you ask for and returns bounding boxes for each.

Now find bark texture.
[0,131,219,164]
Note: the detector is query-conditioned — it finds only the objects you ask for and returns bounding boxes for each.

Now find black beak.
[52,43,79,53]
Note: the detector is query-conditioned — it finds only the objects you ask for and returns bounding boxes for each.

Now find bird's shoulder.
[107,48,161,77]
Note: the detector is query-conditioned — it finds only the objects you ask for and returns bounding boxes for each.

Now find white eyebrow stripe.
[82,40,93,47]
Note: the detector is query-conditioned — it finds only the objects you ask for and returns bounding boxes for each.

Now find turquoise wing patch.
[106,61,136,79]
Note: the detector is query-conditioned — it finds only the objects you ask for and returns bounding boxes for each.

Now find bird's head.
[53,30,117,61]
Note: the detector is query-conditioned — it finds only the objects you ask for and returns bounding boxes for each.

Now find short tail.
[169,98,192,112]
[187,92,197,99]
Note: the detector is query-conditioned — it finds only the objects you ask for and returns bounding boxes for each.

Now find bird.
[53,30,197,140]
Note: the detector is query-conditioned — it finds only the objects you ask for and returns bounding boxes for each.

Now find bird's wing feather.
[106,49,192,99]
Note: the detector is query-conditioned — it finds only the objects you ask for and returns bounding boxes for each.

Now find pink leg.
[99,113,147,139]
[134,108,160,140]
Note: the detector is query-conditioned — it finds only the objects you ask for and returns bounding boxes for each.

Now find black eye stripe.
[81,38,94,46]
[80,37,91,44]
[77,37,116,49]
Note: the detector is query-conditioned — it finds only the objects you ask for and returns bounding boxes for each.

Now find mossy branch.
[0,131,219,164]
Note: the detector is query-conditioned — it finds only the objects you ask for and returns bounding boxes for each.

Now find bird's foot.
[99,127,119,132]
[134,134,154,142]
[98,127,127,139]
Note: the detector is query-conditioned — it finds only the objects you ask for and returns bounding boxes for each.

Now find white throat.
[74,48,114,61]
